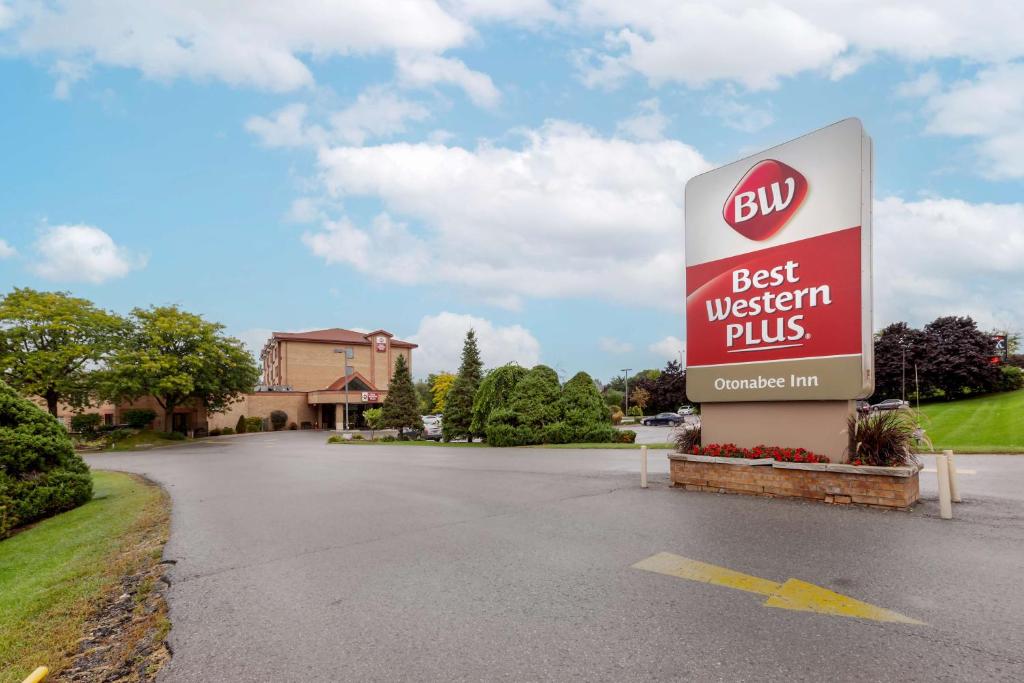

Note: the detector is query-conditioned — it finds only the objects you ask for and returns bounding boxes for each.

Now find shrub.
[122,409,157,429]
[288,422,298,430]
[71,412,102,434]
[327,435,345,444]
[997,365,1024,392]
[159,431,186,441]
[245,416,263,432]
[847,411,918,467]
[352,434,364,440]
[577,425,617,443]
[485,423,535,447]
[380,435,397,442]
[471,364,528,434]
[107,428,133,444]
[540,421,571,444]
[220,427,234,435]
[236,414,247,434]
[0,380,93,538]
[209,428,222,437]
[614,430,637,444]
[628,406,643,417]
[675,426,701,454]
[270,410,288,431]
[508,365,562,429]
[609,405,624,425]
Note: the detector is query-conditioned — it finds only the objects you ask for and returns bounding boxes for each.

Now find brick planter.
[669,454,920,510]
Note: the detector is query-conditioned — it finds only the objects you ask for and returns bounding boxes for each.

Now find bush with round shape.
[0,380,93,538]
[209,428,222,436]
[609,405,624,425]
[245,416,263,432]
[71,412,102,434]
[507,365,561,429]
[288,422,298,430]
[614,430,637,444]
[577,425,617,444]
[270,410,288,431]
[122,408,157,429]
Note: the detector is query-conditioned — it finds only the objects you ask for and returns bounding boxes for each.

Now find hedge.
[0,380,93,539]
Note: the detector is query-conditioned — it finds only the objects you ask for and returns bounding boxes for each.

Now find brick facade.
[669,455,920,510]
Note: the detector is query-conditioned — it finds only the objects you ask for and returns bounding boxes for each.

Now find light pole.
[342,347,354,430]
[621,368,632,414]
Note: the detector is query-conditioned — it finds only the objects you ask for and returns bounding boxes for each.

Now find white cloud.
[599,337,633,354]
[235,328,274,364]
[649,336,684,362]
[396,53,501,108]
[874,196,1024,330]
[573,1,1024,90]
[615,98,668,141]
[920,63,1024,178]
[246,88,432,149]
[304,120,710,307]
[0,238,16,259]
[702,87,773,133]
[329,87,431,145]
[50,59,89,99]
[895,70,941,98]
[7,0,471,92]
[407,312,541,376]
[32,224,146,283]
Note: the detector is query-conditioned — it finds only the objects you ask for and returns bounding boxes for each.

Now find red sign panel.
[366,392,380,402]
[687,226,862,367]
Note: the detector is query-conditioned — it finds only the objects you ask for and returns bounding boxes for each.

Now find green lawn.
[0,471,168,682]
[919,389,1024,453]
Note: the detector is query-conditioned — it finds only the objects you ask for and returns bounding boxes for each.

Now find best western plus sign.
[685,119,874,402]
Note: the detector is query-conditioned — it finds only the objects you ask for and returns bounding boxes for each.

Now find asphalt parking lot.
[88,433,1024,682]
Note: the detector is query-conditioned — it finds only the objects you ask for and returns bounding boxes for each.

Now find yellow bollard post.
[22,666,49,683]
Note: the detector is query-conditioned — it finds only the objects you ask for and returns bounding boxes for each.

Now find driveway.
[88,433,1024,681]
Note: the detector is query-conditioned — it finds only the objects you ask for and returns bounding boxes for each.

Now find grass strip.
[0,471,169,682]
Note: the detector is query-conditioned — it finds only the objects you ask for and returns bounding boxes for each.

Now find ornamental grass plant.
[847,410,919,467]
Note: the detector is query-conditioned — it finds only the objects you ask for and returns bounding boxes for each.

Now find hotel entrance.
[321,404,336,430]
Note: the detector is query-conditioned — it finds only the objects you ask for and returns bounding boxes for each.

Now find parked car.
[641,412,684,426]
[677,405,696,416]
[421,415,442,441]
[870,398,910,412]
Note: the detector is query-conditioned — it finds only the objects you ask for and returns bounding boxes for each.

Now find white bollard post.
[935,453,953,520]
[945,449,961,503]
[641,445,648,489]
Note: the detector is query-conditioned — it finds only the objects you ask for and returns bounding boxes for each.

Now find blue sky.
[1,2,1022,381]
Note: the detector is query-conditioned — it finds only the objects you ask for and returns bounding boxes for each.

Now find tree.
[0,288,126,416]
[629,387,651,413]
[364,406,383,438]
[650,360,686,413]
[430,372,456,413]
[508,365,562,430]
[561,371,610,441]
[443,329,484,441]
[873,322,933,400]
[105,306,259,432]
[382,354,420,433]
[236,414,247,434]
[470,364,527,435]
[414,378,433,414]
[923,316,1001,399]
[0,379,92,538]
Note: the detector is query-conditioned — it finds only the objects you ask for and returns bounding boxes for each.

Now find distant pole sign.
[992,334,1007,364]
[685,118,874,402]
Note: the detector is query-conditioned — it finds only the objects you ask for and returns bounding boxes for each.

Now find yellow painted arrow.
[633,552,924,625]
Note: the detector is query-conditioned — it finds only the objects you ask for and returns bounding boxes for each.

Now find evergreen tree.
[382,355,420,433]
[560,371,610,441]
[443,329,484,441]
[235,414,247,433]
[471,364,527,434]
